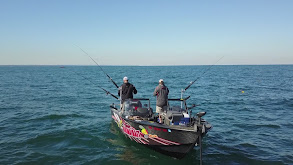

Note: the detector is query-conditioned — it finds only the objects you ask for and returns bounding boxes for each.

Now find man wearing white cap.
[118,76,137,102]
[153,79,169,116]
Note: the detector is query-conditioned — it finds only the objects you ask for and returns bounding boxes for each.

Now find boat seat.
[130,99,142,108]
[166,111,183,122]
[133,107,150,117]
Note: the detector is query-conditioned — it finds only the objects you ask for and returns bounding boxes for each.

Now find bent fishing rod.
[74,44,119,89]
[183,56,224,92]
[71,70,118,100]
[179,56,224,108]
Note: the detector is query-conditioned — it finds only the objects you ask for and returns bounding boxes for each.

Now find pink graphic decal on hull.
[112,113,180,146]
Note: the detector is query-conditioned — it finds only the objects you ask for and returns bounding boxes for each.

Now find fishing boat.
[75,46,220,163]
[110,96,212,160]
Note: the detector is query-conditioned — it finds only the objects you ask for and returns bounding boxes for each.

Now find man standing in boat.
[118,77,137,102]
[153,79,169,116]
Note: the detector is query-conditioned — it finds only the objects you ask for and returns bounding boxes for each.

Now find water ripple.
[1,65,293,164]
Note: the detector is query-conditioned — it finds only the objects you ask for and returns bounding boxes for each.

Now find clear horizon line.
[0,64,292,66]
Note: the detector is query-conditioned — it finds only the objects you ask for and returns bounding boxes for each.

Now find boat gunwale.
[110,107,199,132]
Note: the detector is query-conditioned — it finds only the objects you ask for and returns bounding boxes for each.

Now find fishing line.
[71,69,118,100]
[184,56,224,91]
[74,44,119,89]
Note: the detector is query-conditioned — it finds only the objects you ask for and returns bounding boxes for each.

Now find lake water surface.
[0,65,292,165]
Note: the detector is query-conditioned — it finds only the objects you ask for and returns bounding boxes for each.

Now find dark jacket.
[118,82,137,101]
[153,84,169,107]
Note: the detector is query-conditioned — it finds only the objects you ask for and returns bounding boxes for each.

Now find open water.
[0,65,292,165]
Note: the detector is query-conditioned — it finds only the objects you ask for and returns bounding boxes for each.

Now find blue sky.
[0,0,292,65]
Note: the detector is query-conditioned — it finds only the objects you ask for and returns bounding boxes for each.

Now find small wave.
[237,142,258,149]
[256,124,281,129]
[27,113,83,121]
[283,122,293,129]
[263,97,293,108]
[284,98,293,108]
[233,123,281,130]
[25,128,103,147]
[207,143,285,165]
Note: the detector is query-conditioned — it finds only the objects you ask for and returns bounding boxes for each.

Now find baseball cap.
[159,79,163,82]
[123,77,128,81]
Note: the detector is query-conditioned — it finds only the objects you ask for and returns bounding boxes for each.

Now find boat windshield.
[123,99,142,111]
[122,99,142,116]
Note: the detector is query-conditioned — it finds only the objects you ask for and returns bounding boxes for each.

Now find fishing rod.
[72,70,118,100]
[179,56,224,108]
[74,44,119,89]
[183,56,224,92]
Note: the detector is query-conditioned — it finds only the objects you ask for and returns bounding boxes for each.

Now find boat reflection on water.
[108,122,150,165]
